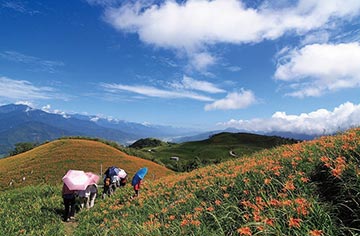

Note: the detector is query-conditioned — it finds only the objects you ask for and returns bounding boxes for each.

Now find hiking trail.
[63,221,78,236]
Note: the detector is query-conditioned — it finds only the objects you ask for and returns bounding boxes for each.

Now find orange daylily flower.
[289,217,302,228]
[284,180,296,191]
[309,230,323,236]
[237,226,252,235]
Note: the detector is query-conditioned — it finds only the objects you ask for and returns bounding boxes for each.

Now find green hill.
[132,132,298,171]
[0,138,174,191]
[1,128,360,235]
[129,138,167,149]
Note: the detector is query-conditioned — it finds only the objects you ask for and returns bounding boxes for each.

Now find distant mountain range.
[0,104,197,156]
[0,103,317,156]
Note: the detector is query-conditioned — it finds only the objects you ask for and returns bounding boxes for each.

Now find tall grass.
[0,185,65,235]
[1,128,360,235]
[73,128,360,235]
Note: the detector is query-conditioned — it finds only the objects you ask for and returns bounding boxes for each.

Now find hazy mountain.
[71,114,199,138]
[0,103,318,156]
[0,104,138,155]
[0,104,199,156]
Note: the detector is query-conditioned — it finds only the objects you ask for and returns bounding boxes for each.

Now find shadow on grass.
[311,164,360,234]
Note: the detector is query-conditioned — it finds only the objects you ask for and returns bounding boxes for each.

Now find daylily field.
[1,128,360,235]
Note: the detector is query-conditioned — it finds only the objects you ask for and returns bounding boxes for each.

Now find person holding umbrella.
[62,182,76,222]
[62,170,92,221]
[131,167,148,199]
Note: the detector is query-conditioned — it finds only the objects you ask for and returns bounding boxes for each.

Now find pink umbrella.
[62,170,91,191]
[86,172,100,185]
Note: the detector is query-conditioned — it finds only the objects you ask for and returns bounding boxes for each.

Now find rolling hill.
[0,138,174,190]
[1,128,360,235]
[71,128,360,235]
[131,132,299,171]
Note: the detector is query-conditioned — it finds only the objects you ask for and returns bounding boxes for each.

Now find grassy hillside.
[75,128,360,235]
[1,128,359,235]
[0,139,174,190]
[133,132,298,171]
[0,185,64,235]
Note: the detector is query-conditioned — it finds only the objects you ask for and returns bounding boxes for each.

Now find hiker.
[131,167,148,199]
[102,175,115,199]
[132,179,141,198]
[78,183,98,208]
[119,174,127,187]
[102,166,121,198]
[62,183,76,222]
[77,187,91,209]
[88,184,98,208]
[117,168,128,187]
[111,174,120,189]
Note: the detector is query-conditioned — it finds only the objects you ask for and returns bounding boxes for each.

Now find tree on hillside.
[129,138,164,149]
[9,142,37,156]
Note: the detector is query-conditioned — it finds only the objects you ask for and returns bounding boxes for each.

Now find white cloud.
[41,104,52,112]
[0,76,54,100]
[0,51,64,73]
[204,89,256,110]
[226,66,242,72]
[189,52,216,72]
[1,1,40,15]
[218,101,360,135]
[0,76,70,103]
[101,83,214,101]
[40,104,71,118]
[171,75,225,94]
[86,0,120,7]
[274,42,360,97]
[300,31,330,45]
[53,109,70,118]
[102,0,360,69]
[15,101,35,107]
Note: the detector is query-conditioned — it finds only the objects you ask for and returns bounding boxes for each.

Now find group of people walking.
[61,166,147,222]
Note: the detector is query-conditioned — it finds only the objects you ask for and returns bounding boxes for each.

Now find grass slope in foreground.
[1,128,360,235]
[75,128,360,235]
[0,139,174,190]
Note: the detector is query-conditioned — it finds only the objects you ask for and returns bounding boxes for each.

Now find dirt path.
[63,221,78,236]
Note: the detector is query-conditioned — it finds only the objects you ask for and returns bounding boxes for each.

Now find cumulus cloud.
[102,0,360,69]
[170,75,225,93]
[275,42,360,97]
[101,82,214,101]
[0,76,54,100]
[204,89,256,111]
[218,102,360,135]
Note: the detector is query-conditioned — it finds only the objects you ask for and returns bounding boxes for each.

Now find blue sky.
[1,0,360,135]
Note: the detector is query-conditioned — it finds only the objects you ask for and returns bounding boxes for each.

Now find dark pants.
[63,195,76,220]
